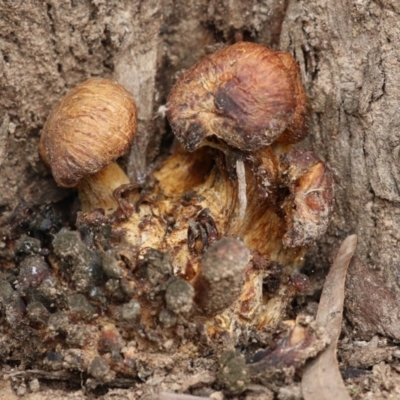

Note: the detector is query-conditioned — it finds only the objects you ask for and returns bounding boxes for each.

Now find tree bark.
[280,0,400,338]
[1,0,398,338]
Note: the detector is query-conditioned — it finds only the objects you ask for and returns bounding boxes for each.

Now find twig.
[159,392,210,400]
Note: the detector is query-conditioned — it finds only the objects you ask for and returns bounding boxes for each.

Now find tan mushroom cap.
[39,78,137,188]
[167,42,307,152]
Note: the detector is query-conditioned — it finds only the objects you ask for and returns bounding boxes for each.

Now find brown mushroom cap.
[39,78,137,188]
[167,42,307,152]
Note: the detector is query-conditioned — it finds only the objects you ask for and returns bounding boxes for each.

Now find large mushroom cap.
[167,42,307,152]
[39,78,137,188]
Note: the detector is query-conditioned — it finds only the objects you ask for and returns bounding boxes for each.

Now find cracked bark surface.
[280,1,400,337]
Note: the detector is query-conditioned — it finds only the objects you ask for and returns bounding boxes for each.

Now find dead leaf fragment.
[302,234,358,400]
[247,316,329,375]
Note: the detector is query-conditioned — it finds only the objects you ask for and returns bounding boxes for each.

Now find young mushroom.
[39,78,137,214]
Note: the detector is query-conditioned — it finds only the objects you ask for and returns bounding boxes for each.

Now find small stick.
[159,392,210,400]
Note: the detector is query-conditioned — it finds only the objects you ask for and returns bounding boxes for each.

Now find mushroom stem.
[236,158,247,219]
[190,139,249,219]
[77,162,130,214]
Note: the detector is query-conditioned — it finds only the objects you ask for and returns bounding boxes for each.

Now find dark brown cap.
[167,42,307,152]
[39,78,137,187]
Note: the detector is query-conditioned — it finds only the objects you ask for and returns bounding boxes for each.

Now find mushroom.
[161,42,333,325]
[167,41,308,217]
[39,78,137,214]
[167,42,307,153]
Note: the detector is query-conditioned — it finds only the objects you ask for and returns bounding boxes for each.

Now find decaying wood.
[302,235,357,400]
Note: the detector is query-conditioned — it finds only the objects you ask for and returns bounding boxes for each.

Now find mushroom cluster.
[2,42,333,384]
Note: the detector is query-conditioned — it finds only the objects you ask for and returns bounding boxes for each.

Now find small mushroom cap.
[39,78,137,187]
[167,42,307,152]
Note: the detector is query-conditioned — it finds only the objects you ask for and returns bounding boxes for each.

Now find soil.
[1,1,400,399]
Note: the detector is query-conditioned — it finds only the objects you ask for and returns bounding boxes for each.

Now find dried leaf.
[247,316,329,375]
[302,234,358,400]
